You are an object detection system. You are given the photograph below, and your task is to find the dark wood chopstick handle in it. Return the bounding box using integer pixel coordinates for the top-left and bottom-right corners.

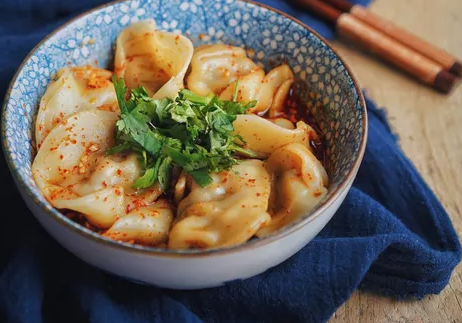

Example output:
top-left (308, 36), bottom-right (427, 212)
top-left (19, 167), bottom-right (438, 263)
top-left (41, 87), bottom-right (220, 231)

top-left (349, 5), bottom-right (462, 76)
top-left (294, 0), bottom-right (341, 24)
top-left (320, 0), bottom-right (353, 12)
top-left (336, 13), bottom-right (457, 93)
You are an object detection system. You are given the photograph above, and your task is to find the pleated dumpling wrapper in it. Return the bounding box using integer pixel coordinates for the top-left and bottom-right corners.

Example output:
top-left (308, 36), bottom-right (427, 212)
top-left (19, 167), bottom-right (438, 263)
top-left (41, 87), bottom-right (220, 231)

top-left (186, 44), bottom-right (261, 96)
top-left (35, 66), bottom-right (118, 149)
top-left (219, 64), bottom-right (294, 115)
top-left (115, 19), bottom-right (193, 99)
top-left (168, 160), bottom-right (271, 249)
top-left (31, 109), bottom-right (172, 245)
top-left (257, 143), bottom-right (328, 237)
top-left (187, 44), bottom-right (294, 115)
top-left (232, 114), bottom-right (318, 158)
top-left (104, 199), bottom-right (174, 246)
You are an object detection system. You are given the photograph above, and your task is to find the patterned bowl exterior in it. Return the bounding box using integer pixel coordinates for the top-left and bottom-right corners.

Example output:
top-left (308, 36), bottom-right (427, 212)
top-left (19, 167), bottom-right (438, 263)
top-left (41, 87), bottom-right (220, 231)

top-left (1, 0), bottom-right (366, 255)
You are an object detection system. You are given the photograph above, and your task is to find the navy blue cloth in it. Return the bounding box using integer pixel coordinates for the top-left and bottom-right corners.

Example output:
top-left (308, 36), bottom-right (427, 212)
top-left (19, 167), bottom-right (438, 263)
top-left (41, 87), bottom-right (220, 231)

top-left (0, 1), bottom-right (460, 323)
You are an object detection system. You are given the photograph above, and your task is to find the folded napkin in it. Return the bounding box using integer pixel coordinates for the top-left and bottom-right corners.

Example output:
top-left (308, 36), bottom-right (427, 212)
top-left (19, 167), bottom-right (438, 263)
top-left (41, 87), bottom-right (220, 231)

top-left (0, 0), bottom-right (460, 322)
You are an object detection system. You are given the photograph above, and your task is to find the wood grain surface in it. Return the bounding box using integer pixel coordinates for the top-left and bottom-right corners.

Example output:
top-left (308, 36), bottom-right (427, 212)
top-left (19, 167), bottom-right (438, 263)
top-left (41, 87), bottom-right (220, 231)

top-left (327, 0), bottom-right (462, 322)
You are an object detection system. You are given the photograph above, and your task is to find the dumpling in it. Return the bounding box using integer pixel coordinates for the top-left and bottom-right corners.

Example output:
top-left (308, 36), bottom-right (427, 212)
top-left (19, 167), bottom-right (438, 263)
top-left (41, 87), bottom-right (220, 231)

top-left (35, 66), bottom-right (118, 149)
top-left (32, 109), bottom-right (167, 230)
top-left (263, 65), bottom-right (294, 117)
top-left (219, 64), bottom-right (294, 115)
top-left (218, 69), bottom-right (264, 106)
top-left (173, 170), bottom-right (188, 204)
top-left (115, 19), bottom-right (193, 99)
top-left (104, 199), bottom-right (174, 246)
top-left (268, 117), bottom-right (295, 129)
top-left (168, 160), bottom-right (271, 249)
top-left (69, 153), bottom-right (140, 196)
top-left (233, 114), bottom-right (318, 157)
top-left (32, 109), bottom-right (121, 227)
top-left (187, 44), bottom-right (294, 115)
top-left (186, 44), bottom-right (262, 96)
top-left (257, 143), bottom-right (328, 237)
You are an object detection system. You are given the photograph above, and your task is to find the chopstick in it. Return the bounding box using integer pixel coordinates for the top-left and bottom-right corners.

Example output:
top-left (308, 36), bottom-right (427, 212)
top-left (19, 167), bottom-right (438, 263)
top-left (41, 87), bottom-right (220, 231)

top-left (291, 0), bottom-right (458, 94)
top-left (322, 0), bottom-right (462, 77)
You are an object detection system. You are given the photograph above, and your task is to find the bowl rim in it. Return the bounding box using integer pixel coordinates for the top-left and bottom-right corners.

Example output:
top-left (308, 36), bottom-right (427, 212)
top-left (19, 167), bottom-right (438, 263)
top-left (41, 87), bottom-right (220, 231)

top-left (1, 0), bottom-right (368, 258)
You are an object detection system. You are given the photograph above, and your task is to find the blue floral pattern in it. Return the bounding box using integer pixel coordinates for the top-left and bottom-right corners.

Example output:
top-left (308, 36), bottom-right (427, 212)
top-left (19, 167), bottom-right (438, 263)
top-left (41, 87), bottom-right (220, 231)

top-left (2, 0), bottom-right (365, 249)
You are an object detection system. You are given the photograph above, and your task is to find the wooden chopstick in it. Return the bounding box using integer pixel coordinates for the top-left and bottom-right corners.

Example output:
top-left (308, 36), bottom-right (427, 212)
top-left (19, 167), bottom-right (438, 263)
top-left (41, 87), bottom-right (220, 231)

top-left (321, 0), bottom-right (462, 77)
top-left (291, 0), bottom-right (458, 94)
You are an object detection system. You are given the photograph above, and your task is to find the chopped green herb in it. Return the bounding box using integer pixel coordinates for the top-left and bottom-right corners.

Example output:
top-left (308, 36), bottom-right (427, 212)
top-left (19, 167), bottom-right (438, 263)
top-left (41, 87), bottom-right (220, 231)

top-left (158, 156), bottom-right (173, 191)
top-left (132, 157), bottom-right (161, 190)
top-left (233, 81), bottom-right (239, 102)
top-left (107, 76), bottom-right (256, 190)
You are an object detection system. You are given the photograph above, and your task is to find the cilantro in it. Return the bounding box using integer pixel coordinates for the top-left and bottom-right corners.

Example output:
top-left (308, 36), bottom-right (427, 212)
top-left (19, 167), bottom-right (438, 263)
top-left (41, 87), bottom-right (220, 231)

top-left (133, 163), bottom-right (158, 190)
top-left (233, 81), bottom-right (239, 102)
top-left (158, 157), bottom-right (173, 191)
top-left (108, 76), bottom-right (256, 191)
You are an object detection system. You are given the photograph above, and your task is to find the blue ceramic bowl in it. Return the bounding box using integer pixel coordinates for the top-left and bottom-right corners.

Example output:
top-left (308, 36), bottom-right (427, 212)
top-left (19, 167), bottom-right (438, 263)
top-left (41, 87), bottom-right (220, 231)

top-left (1, 0), bottom-right (367, 289)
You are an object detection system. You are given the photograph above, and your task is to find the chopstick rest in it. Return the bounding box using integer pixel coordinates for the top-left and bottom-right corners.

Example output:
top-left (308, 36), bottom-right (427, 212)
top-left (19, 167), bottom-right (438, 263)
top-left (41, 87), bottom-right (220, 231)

top-left (322, 0), bottom-right (462, 77)
top-left (292, 0), bottom-right (458, 93)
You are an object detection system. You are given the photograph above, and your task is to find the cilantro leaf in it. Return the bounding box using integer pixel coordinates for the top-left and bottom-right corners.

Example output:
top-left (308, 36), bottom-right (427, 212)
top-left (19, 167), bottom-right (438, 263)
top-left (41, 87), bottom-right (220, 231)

top-left (112, 76), bottom-right (135, 114)
top-left (109, 77), bottom-right (257, 190)
top-left (188, 168), bottom-right (213, 187)
top-left (170, 101), bottom-right (196, 123)
top-left (105, 142), bottom-right (133, 156)
top-left (133, 161), bottom-right (159, 189)
top-left (180, 89), bottom-right (213, 105)
top-left (158, 157), bottom-right (173, 191)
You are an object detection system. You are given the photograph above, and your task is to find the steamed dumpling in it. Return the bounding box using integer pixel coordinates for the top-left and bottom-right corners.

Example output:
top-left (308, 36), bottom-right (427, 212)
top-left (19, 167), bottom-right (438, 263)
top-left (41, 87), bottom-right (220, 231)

top-left (69, 153), bottom-right (140, 196)
top-left (263, 65), bottom-right (294, 116)
top-left (257, 143), bottom-right (328, 237)
top-left (104, 199), bottom-right (174, 246)
top-left (218, 69), bottom-right (264, 107)
top-left (186, 44), bottom-right (262, 96)
top-left (268, 117), bottom-right (296, 129)
top-left (115, 19), bottom-right (193, 99)
top-left (186, 43), bottom-right (294, 115)
top-left (35, 66), bottom-right (118, 148)
top-left (168, 160), bottom-right (271, 249)
top-left (233, 114), bottom-right (318, 157)
top-left (32, 109), bottom-right (121, 227)
top-left (219, 64), bottom-right (294, 114)
top-left (32, 109), bottom-right (168, 231)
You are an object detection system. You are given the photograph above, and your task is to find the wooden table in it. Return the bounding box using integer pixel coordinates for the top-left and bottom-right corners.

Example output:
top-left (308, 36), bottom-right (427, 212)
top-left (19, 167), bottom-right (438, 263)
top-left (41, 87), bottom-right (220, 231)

top-left (327, 0), bottom-right (462, 321)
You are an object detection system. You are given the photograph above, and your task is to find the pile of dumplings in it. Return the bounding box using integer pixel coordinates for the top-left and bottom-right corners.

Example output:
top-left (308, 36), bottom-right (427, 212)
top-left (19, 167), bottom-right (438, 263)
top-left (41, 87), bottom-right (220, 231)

top-left (31, 19), bottom-right (329, 250)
